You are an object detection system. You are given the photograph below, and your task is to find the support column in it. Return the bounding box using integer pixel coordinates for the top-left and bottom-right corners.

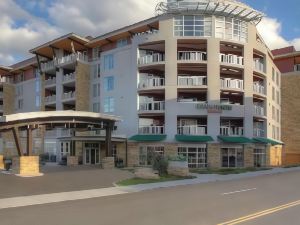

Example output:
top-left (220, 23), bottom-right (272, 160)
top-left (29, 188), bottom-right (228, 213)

top-left (105, 122), bottom-right (113, 157)
top-left (12, 127), bottom-right (22, 156)
top-left (27, 127), bottom-right (33, 156)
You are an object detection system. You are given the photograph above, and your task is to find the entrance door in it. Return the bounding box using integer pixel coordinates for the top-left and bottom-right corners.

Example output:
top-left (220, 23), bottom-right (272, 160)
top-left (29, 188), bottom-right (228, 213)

top-left (84, 143), bottom-right (100, 165)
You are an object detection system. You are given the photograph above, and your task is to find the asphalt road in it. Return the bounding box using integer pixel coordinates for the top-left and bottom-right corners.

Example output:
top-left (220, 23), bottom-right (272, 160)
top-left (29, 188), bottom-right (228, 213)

top-left (1, 170), bottom-right (300, 225)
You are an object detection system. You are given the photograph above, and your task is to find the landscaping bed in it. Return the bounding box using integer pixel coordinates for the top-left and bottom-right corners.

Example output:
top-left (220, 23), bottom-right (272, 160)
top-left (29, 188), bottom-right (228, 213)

top-left (190, 167), bottom-right (272, 175)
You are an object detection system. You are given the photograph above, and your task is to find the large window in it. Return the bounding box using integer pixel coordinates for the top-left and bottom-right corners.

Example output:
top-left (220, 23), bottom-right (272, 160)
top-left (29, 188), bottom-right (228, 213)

top-left (178, 146), bottom-right (207, 168)
top-left (221, 148), bottom-right (244, 168)
top-left (117, 38), bottom-right (128, 48)
top-left (254, 149), bottom-right (266, 167)
top-left (104, 76), bottom-right (114, 91)
top-left (103, 54), bottom-right (114, 71)
top-left (104, 97), bottom-right (115, 113)
top-left (174, 15), bottom-right (212, 37)
top-left (92, 102), bottom-right (100, 113)
top-left (215, 17), bottom-right (248, 42)
top-left (93, 83), bottom-right (100, 98)
top-left (139, 146), bottom-right (164, 166)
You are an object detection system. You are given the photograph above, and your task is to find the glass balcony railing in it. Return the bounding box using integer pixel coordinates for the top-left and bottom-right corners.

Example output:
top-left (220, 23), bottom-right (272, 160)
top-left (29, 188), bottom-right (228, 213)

top-left (63, 73), bottom-right (75, 83)
top-left (178, 76), bottom-right (207, 86)
top-left (253, 83), bottom-right (265, 95)
top-left (177, 51), bottom-right (207, 61)
top-left (254, 105), bottom-right (265, 116)
top-left (220, 78), bottom-right (244, 90)
top-left (62, 91), bottom-right (76, 100)
top-left (139, 101), bottom-right (165, 112)
top-left (45, 77), bottom-right (56, 86)
top-left (177, 125), bottom-right (207, 135)
top-left (45, 95), bottom-right (56, 103)
top-left (220, 126), bottom-right (244, 136)
top-left (253, 128), bottom-right (265, 137)
top-left (138, 77), bottom-right (165, 89)
top-left (253, 59), bottom-right (265, 73)
top-left (138, 53), bottom-right (165, 65)
top-left (139, 126), bottom-right (165, 135)
top-left (220, 54), bottom-right (244, 66)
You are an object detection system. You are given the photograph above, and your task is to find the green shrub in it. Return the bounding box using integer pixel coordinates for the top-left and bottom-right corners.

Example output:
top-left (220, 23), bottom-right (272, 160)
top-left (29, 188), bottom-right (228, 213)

top-left (168, 155), bottom-right (187, 162)
top-left (152, 154), bottom-right (168, 176)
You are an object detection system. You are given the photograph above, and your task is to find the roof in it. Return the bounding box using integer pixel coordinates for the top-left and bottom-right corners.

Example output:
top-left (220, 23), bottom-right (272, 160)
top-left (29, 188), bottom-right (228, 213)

top-left (129, 134), bottom-right (167, 142)
top-left (175, 135), bottom-right (214, 142)
top-left (30, 33), bottom-right (90, 59)
top-left (87, 16), bottom-right (160, 48)
top-left (218, 136), bottom-right (253, 143)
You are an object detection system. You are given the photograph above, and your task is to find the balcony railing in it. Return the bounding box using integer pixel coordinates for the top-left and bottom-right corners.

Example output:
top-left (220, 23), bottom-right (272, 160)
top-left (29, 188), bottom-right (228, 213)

top-left (139, 126), bottom-right (165, 135)
top-left (138, 53), bottom-right (165, 65)
top-left (41, 52), bottom-right (88, 72)
top-left (62, 91), bottom-right (76, 100)
top-left (139, 101), bottom-right (165, 111)
top-left (220, 126), bottom-right (244, 136)
top-left (253, 59), bottom-right (265, 73)
top-left (63, 73), bottom-right (75, 83)
top-left (220, 54), bottom-right (244, 66)
top-left (220, 78), bottom-right (244, 90)
top-left (178, 125), bottom-right (207, 135)
top-left (254, 105), bottom-right (265, 116)
top-left (45, 95), bottom-right (56, 103)
top-left (178, 76), bottom-right (207, 86)
top-left (0, 76), bottom-right (13, 83)
top-left (253, 83), bottom-right (265, 95)
top-left (177, 51), bottom-right (207, 61)
top-left (139, 77), bottom-right (165, 89)
top-left (253, 128), bottom-right (265, 137)
top-left (295, 64), bottom-right (300, 72)
top-left (45, 77), bottom-right (56, 86)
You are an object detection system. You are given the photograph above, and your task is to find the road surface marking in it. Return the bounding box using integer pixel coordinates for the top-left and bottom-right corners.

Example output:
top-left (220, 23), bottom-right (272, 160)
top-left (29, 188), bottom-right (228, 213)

top-left (218, 199), bottom-right (300, 225)
top-left (222, 188), bottom-right (257, 195)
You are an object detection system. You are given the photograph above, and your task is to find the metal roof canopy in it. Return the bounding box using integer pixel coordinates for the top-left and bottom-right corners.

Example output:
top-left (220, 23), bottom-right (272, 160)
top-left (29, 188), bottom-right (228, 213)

top-left (156, 0), bottom-right (265, 24)
top-left (0, 111), bottom-right (121, 157)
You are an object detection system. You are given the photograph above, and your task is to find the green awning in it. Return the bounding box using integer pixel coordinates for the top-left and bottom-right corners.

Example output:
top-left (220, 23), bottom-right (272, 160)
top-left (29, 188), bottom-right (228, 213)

top-left (218, 136), bottom-right (253, 143)
top-left (129, 135), bottom-right (167, 142)
top-left (253, 137), bottom-right (283, 145)
top-left (175, 135), bottom-right (214, 142)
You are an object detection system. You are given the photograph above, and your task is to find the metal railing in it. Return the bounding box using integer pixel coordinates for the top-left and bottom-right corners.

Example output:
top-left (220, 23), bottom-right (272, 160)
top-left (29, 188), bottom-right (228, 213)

top-left (45, 77), bottom-right (56, 86)
top-left (220, 78), bottom-right (244, 90)
top-left (253, 128), bottom-right (265, 137)
top-left (138, 126), bottom-right (165, 134)
top-left (178, 51), bottom-right (207, 61)
top-left (220, 126), bottom-right (244, 136)
top-left (253, 83), bottom-right (265, 95)
top-left (254, 105), bottom-right (265, 116)
top-left (177, 125), bottom-right (207, 135)
top-left (0, 76), bottom-right (13, 83)
top-left (138, 53), bottom-right (165, 65)
top-left (62, 91), bottom-right (76, 100)
top-left (178, 76), bottom-right (207, 86)
top-left (139, 101), bottom-right (165, 111)
top-left (253, 59), bottom-right (265, 73)
top-left (45, 95), bottom-right (56, 103)
top-left (139, 77), bottom-right (165, 89)
top-left (63, 73), bottom-right (75, 83)
top-left (220, 54), bottom-right (244, 66)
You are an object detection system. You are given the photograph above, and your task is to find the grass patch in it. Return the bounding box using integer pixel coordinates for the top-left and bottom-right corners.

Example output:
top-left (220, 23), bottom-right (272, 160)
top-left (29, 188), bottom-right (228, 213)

top-left (116, 175), bottom-right (196, 186)
top-left (190, 167), bottom-right (272, 175)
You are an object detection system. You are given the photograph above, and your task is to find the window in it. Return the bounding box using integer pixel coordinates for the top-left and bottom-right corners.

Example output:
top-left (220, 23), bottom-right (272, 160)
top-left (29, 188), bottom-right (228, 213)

top-left (221, 148), bottom-right (244, 168)
top-left (92, 102), bottom-right (100, 113)
top-left (103, 54), bottom-right (114, 71)
top-left (272, 106), bottom-right (275, 120)
top-left (276, 127), bottom-right (280, 140)
top-left (276, 72), bottom-right (280, 85)
top-left (272, 125), bottom-right (276, 139)
top-left (215, 16), bottom-right (248, 42)
top-left (35, 96), bottom-right (40, 108)
top-left (16, 85), bottom-right (23, 96)
top-left (104, 76), bottom-right (114, 91)
top-left (276, 109), bottom-right (280, 123)
top-left (276, 91), bottom-right (280, 104)
top-left (174, 15), bottom-right (212, 37)
top-left (92, 47), bottom-right (101, 61)
top-left (17, 99), bottom-right (23, 110)
top-left (272, 68), bottom-right (275, 81)
top-left (93, 83), bottom-right (100, 97)
top-left (254, 149), bottom-right (266, 167)
top-left (178, 146), bottom-right (207, 168)
top-left (272, 87), bottom-right (275, 101)
top-left (93, 64), bottom-right (101, 79)
top-left (139, 146), bottom-right (164, 166)
top-left (104, 97), bottom-right (115, 113)
top-left (35, 77), bottom-right (41, 109)
top-left (117, 39), bottom-right (128, 48)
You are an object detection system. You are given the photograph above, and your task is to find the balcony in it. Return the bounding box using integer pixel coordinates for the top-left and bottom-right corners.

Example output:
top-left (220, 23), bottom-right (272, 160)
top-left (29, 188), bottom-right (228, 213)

top-left (220, 126), bottom-right (244, 136)
top-left (63, 73), bottom-right (75, 83)
top-left (139, 101), bottom-right (165, 112)
top-left (253, 83), bottom-right (265, 95)
top-left (254, 105), bottom-right (265, 117)
top-left (253, 59), bottom-right (265, 73)
top-left (0, 76), bottom-right (13, 84)
top-left (62, 91), bottom-right (76, 100)
top-left (178, 125), bottom-right (206, 135)
top-left (45, 77), bottom-right (56, 87)
top-left (253, 128), bottom-right (265, 137)
top-left (178, 76), bottom-right (207, 86)
top-left (45, 95), bottom-right (56, 103)
top-left (220, 54), bottom-right (244, 66)
top-left (220, 78), bottom-right (244, 91)
top-left (138, 53), bottom-right (165, 65)
top-left (138, 77), bottom-right (165, 89)
top-left (177, 51), bottom-right (207, 62)
top-left (139, 126), bottom-right (164, 135)
top-left (295, 64), bottom-right (300, 72)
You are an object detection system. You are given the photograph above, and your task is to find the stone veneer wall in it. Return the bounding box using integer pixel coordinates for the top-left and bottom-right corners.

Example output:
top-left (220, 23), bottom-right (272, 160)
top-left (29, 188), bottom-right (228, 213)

top-left (75, 62), bottom-right (90, 111)
top-left (0, 155), bottom-right (4, 169)
top-left (270, 145), bottom-right (283, 167)
top-left (244, 144), bottom-right (254, 167)
top-left (207, 143), bottom-right (221, 168)
top-left (12, 156), bottom-right (40, 175)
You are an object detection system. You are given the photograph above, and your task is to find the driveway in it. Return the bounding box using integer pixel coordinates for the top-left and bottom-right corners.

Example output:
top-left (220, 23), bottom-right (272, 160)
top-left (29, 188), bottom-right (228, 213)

top-left (0, 164), bottom-right (133, 198)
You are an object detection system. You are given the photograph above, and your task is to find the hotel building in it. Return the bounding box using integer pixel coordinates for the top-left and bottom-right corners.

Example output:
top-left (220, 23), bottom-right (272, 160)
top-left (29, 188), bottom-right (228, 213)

top-left (0, 0), bottom-right (283, 168)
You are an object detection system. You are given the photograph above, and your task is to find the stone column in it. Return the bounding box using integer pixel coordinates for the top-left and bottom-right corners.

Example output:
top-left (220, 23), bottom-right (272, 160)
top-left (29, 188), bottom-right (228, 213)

top-left (244, 144), bottom-right (254, 167)
top-left (207, 143), bottom-right (221, 168)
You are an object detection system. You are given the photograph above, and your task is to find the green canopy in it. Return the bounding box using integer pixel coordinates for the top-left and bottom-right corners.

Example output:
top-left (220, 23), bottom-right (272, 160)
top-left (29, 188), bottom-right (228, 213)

top-left (175, 135), bottom-right (214, 143)
top-left (129, 135), bottom-right (167, 142)
top-left (218, 136), bottom-right (253, 143)
top-left (253, 137), bottom-right (283, 146)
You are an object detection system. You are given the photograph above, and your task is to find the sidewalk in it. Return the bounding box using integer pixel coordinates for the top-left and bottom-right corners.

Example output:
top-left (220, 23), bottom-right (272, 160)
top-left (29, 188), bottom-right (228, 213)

top-left (0, 167), bottom-right (299, 210)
